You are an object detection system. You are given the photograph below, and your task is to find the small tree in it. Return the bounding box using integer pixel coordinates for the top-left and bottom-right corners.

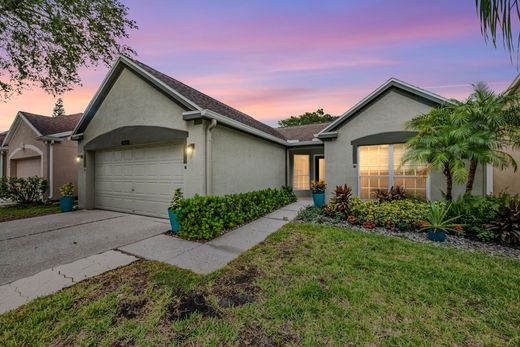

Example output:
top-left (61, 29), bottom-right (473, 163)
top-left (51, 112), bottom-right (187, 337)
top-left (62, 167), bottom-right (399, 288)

top-left (52, 98), bottom-right (65, 117)
top-left (278, 108), bottom-right (338, 127)
top-left (402, 105), bottom-right (468, 200)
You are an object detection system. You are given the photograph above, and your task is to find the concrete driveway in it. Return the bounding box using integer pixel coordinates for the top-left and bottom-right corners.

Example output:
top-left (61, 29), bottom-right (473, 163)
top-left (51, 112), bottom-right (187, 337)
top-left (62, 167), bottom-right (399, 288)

top-left (0, 210), bottom-right (170, 285)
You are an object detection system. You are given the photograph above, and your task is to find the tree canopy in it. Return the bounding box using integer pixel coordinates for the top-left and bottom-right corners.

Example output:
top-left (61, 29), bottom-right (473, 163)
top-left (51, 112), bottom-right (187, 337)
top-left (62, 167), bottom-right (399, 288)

top-left (0, 0), bottom-right (137, 101)
top-left (278, 108), bottom-right (338, 127)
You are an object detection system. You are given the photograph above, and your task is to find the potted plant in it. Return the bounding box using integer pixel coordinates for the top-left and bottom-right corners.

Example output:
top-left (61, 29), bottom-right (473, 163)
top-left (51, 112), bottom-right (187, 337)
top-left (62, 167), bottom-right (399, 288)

top-left (419, 203), bottom-right (460, 242)
top-left (310, 180), bottom-right (326, 208)
top-left (168, 188), bottom-right (183, 233)
top-left (59, 182), bottom-right (75, 213)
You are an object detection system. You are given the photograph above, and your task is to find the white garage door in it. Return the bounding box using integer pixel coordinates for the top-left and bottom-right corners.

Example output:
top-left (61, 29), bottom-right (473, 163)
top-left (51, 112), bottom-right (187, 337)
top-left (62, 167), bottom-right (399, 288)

top-left (95, 143), bottom-right (184, 218)
top-left (15, 157), bottom-right (41, 178)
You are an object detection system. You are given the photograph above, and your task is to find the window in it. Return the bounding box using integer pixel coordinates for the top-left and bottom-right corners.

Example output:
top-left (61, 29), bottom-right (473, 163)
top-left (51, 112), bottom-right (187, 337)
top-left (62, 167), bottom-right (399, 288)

top-left (293, 155), bottom-right (310, 190)
top-left (358, 144), bottom-right (428, 199)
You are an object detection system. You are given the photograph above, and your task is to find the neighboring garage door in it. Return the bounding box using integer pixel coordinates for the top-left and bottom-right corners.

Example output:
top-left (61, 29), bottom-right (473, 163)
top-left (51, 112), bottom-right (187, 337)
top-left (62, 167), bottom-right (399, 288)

top-left (94, 143), bottom-right (184, 218)
top-left (15, 157), bottom-right (41, 178)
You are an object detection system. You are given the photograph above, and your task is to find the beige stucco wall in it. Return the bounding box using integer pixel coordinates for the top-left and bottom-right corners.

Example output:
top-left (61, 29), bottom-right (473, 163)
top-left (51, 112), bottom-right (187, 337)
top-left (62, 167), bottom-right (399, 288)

top-left (51, 139), bottom-right (79, 199)
top-left (6, 120), bottom-right (47, 179)
top-left (77, 67), bottom-right (206, 209)
top-left (324, 89), bottom-right (485, 200)
top-left (211, 124), bottom-right (286, 195)
top-left (493, 146), bottom-right (520, 195)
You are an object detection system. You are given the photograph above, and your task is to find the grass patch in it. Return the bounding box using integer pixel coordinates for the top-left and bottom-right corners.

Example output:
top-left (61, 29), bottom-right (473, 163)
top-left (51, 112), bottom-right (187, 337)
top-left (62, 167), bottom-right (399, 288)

top-left (0, 203), bottom-right (61, 222)
top-left (1, 223), bottom-right (519, 345)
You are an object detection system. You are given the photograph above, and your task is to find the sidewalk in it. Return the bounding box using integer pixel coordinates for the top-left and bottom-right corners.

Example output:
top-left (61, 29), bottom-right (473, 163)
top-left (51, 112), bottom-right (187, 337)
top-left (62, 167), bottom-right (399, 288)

top-left (0, 199), bottom-right (310, 314)
top-left (120, 199), bottom-right (311, 273)
top-left (0, 250), bottom-right (136, 314)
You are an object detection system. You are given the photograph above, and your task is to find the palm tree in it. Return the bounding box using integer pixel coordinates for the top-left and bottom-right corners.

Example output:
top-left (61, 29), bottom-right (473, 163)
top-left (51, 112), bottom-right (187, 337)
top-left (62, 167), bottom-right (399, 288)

top-left (456, 82), bottom-right (520, 193)
top-left (476, 0), bottom-right (520, 56)
top-left (402, 105), bottom-right (468, 200)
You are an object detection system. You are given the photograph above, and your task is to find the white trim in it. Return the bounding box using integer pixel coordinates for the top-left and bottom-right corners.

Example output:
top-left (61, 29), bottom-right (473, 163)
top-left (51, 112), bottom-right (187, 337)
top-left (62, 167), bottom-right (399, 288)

top-left (2, 112), bottom-right (43, 146)
top-left (46, 131), bottom-right (72, 138)
top-left (486, 163), bottom-right (493, 195)
top-left (318, 78), bottom-right (452, 134)
top-left (7, 144), bottom-right (44, 177)
top-left (203, 109), bottom-right (288, 146)
top-left (72, 56), bottom-right (201, 136)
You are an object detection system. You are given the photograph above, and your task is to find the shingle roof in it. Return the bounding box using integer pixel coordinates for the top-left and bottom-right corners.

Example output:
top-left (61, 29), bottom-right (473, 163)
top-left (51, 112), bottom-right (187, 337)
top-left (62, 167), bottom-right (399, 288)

top-left (276, 122), bottom-right (331, 141)
top-left (20, 112), bottom-right (83, 136)
top-left (130, 59), bottom-right (286, 140)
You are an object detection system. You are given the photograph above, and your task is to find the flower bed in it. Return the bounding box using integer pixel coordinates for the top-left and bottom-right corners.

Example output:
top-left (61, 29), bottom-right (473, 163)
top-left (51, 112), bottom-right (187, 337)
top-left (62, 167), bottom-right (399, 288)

top-left (301, 184), bottom-right (520, 247)
top-left (178, 187), bottom-right (297, 240)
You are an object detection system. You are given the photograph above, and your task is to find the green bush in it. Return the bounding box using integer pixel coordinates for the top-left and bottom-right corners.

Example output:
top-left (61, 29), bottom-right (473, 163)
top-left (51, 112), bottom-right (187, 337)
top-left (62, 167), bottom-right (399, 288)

top-left (178, 187), bottom-right (297, 240)
top-left (0, 176), bottom-right (48, 204)
top-left (350, 198), bottom-right (430, 231)
top-left (447, 195), bottom-right (500, 241)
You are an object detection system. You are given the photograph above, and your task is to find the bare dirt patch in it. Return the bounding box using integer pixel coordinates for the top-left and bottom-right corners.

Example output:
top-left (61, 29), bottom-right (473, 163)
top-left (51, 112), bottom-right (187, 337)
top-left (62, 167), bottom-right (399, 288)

top-left (213, 264), bottom-right (262, 308)
top-left (118, 298), bottom-right (147, 319)
top-left (167, 291), bottom-right (220, 321)
top-left (239, 323), bottom-right (300, 347)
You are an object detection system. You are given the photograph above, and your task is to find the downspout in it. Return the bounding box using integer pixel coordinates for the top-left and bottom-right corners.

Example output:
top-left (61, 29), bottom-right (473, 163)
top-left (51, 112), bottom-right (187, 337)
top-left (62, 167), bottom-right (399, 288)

top-left (48, 141), bottom-right (54, 200)
top-left (0, 149), bottom-right (3, 177)
top-left (205, 119), bottom-right (217, 195)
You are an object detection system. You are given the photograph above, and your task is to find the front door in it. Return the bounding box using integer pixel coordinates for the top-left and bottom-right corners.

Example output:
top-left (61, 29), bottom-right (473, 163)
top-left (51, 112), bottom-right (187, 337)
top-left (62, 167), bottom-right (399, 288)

top-left (314, 156), bottom-right (325, 181)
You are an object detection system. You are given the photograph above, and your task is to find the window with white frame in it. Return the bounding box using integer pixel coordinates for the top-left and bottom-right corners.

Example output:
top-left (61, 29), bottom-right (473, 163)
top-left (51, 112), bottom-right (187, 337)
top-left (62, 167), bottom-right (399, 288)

top-left (358, 144), bottom-right (428, 199)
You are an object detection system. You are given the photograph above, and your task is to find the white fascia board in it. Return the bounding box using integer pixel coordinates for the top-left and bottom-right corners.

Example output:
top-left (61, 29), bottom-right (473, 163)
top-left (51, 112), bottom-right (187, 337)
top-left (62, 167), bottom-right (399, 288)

top-left (318, 78), bottom-right (452, 134)
top-left (72, 56), bottom-right (202, 137)
top-left (46, 131), bottom-right (72, 138)
top-left (199, 109), bottom-right (288, 146)
top-left (287, 140), bottom-right (323, 147)
top-left (2, 112), bottom-right (43, 146)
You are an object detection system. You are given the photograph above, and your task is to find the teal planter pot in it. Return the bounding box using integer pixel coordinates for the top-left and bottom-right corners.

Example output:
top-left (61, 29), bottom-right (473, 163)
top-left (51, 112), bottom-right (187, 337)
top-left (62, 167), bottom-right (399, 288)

top-left (59, 196), bottom-right (75, 213)
top-left (427, 229), bottom-right (446, 242)
top-left (168, 208), bottom-right (181, 233)
top-left (312, 192), bottom-right (325, 208)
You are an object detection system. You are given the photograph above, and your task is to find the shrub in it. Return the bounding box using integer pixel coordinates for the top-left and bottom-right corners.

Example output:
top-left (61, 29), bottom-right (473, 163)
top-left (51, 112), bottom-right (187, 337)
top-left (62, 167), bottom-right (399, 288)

top-left (178, 187), bottom-right (297, 240)
top-left (486, 194), bottom-right (520, 245)
top-left (0, 176), bottom-right (48, 204)
top-left (297, 206), bottom-right (326, 222)
top-left (327, 185), bottom-right (353, 216)
top-left (447, 194), bottom-right (500, 241)
top-left (59, 182), bottom-right (74, 197)
top-left (350, 198), bottom-right (430, 231)
top-left (372, 185), bottom-right (406, 203)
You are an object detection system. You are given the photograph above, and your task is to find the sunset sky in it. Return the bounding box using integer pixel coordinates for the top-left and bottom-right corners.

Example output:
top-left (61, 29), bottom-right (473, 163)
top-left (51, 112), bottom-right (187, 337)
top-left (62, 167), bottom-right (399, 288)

top-left (0, 0), bottom-right (518, 130)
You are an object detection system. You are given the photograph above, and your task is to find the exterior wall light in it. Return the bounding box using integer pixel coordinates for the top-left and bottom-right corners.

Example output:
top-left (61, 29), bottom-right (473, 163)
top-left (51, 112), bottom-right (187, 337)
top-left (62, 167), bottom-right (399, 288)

top-left (76, 154), bottom-right (84, 162)
top-left (186, 143), bottom-right (195, 155)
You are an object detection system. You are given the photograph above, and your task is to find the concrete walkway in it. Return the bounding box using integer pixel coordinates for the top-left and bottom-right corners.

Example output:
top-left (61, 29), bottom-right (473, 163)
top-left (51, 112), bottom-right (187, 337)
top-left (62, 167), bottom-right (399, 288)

top-left (120, 199), bottom-right (311, 273)
top-left (0, 199), bottom-right (310, 314)
top-left (0, 250), bottom-right (136, 314)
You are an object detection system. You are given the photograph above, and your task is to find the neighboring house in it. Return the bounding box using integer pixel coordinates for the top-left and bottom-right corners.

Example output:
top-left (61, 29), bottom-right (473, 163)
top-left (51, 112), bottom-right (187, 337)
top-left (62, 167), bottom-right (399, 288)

top-left (71, 57), bottom-right (491, 219)
top-left (1, 112), bottom-right (82, 199)
top-left (493, 74), bottom-right (520, 195)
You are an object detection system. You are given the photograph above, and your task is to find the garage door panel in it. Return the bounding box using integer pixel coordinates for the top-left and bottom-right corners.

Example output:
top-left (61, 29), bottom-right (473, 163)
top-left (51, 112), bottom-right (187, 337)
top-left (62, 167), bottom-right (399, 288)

top-left (15, 157), bottom-right (41, 178)
top-left (94, 143), bottom-right (184, 218)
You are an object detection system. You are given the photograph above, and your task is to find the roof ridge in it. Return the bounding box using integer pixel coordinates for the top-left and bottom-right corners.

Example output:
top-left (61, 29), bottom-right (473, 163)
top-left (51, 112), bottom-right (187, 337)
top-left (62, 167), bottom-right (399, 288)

top-left (277, 122), bottom-right (332, 129)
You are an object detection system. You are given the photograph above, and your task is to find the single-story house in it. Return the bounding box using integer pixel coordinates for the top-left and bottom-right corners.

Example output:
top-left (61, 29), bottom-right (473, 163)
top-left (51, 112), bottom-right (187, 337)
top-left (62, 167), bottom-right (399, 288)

top-left (71, 56), bottom-right (495, 218)
top-left (1, 112), bottom-right (82, 199)
top-left (493, 74), bottom-right (520, 195)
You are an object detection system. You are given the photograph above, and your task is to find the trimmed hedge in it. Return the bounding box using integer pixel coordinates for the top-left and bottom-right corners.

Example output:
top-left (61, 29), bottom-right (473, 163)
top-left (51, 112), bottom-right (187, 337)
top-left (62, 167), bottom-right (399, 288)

top-left (178, 187), bottom-right (297, 240)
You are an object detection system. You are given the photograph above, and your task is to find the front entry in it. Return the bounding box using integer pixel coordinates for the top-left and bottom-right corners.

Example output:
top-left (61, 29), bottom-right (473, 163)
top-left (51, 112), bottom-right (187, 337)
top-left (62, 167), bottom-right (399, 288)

top-left (94, 143), bottom-right (184, 218)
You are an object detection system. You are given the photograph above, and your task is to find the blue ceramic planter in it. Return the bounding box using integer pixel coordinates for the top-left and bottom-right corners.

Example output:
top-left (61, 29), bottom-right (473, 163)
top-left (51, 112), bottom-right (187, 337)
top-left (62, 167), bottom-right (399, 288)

top-left (168, 208), bottom-right (181, 233)
top-left (312, 192), bottom-right (325, 208)
top-left (427, 229), bottom-right (446, 242)
top-left (59, 196), bottom-right (75, 213)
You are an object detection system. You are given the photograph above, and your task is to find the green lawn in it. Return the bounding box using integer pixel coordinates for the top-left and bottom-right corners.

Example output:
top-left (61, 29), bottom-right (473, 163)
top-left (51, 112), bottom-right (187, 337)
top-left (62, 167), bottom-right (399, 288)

top-left (0, 203), bottom-right (61, 222)
top-left (1, 223), bottom-right (519, 346)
